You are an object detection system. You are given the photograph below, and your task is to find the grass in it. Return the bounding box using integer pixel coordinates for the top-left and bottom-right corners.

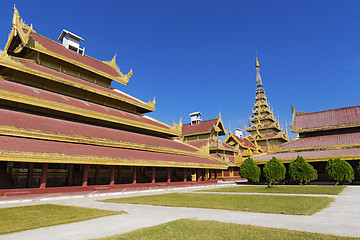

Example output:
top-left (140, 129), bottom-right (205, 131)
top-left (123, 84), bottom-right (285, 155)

top-left (0, 204), bottom-right (125, 235)
top-left (94, 218), bottom-right (359, 240)
top-left (101, 193), bottom-right (334, 215)
top-left (199, 185), bottom-right (346, 195)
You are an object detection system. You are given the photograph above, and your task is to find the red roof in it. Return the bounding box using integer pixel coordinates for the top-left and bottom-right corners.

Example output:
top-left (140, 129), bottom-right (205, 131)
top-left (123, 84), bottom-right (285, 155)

top-left (0, 108), bottom-right (196, 153)
top-left (182, 119), bottom-right (218, 135)
top-left (253, 148), bottom-right (360, 161)
top-left (280, 132), bottom-right (360, 149)
top-left (186, 139), bottom-right (236, 151)
top-left (29, 32), bottom-right (121, 78)
top-left (293, 105), bottom-right (360, 131)
top-left (0, 80), bottom-right (169, 130)
top-left (0, 135), bottom-right (223, 166)
top-left (186, 139), bottom-right (209, 149)
top-left (19, 61), bottom-right (143, 104)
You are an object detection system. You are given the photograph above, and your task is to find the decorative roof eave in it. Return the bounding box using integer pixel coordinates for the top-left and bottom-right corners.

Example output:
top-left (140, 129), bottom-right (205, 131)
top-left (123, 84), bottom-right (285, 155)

top-left (0, 151), bottom-right (227, 169)
top-left (0, 54), bottom-right (155, 113)
top-left (5, 7), bottom-right (132, 86)
top-left (0, 88), bottom-right (181, 137)
top-left (268, 142), bottom-right (360, 155)
top-left (0, 125), bottom-right (208, 159)
top-left (290, 122), bottom-right (360, 134)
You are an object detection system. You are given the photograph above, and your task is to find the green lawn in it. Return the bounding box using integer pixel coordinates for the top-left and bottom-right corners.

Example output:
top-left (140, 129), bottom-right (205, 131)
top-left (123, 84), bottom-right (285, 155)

top-left (101, 193), bottom-right (334, 215)
top-left (199, 185), bottom-right (346, 195)
top-left (95, 219), bottom-right (358, 240)
top-left (0, 204), bottom-right (125, 235)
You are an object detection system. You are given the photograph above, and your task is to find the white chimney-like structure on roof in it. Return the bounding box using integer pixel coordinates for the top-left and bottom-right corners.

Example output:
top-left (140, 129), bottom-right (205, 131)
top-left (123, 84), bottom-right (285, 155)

top-left (190, 112), bottom-right (202, 125)
top-left (58, 29), bottom-right (85, 55)
top-left (234, 128), bottom-right (244, 138)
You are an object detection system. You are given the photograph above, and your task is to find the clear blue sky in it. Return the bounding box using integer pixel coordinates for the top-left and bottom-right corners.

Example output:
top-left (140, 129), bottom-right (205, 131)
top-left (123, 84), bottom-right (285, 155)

top-left (1, 1), bottom-right (359, 139)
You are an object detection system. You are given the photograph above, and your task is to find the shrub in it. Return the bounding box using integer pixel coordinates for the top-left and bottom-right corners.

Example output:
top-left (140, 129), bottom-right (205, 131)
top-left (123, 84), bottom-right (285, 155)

top-left (263, 157), bottom-right (286, 186)
top-left (288, 156), bottom-right (318, 184)
top-left (357, 162), bottom-right (360, 178)
top-left (325, 158), bottom-right (355, 185)
top-left (239, 157), bottom-right (261, 183)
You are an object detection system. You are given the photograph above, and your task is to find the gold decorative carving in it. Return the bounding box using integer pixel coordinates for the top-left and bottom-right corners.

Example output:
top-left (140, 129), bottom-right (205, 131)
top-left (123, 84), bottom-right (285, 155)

top-left (147, 97), bottom-right (156, 109)
top-left (170, 117), bottom-right (182, 134)
top-left (102, 54), bottom-right (133, 85)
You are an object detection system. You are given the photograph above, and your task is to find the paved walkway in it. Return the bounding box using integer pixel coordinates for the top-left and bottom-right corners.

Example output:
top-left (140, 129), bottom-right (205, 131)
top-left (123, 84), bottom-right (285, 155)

top-left (0, 184), bottom-right (359, 239)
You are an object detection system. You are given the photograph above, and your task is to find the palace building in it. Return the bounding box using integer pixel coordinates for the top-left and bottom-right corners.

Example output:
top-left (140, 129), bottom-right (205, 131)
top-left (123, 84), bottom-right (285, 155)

top-left (245, 58), bottom-right (288, 147)
top-left (181, 112), bottom-right (243, 179)
top-left (0, 7), bottom-right (227, 190)
top-left (253, 105), bottom-right (360, 177)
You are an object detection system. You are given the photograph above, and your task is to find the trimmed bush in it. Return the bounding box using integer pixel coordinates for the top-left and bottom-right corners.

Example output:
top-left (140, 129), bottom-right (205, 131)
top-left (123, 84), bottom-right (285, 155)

top-left (239, 157), bottom-right (261, 183)
top-left (263, 157), bottom-right (286, 186)
top-left (357, 162), bottom-right (360, 178)
top-left (288, 156), bottom-right (318, 185)
top-left (325, 158), bottom-right (354, 185)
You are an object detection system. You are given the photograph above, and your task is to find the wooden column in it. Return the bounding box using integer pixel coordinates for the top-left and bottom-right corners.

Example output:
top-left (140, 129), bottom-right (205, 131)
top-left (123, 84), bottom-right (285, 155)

top-left (82, 164), bottom-right (89, 187)
top-left (167, 167), bottom-right (171, 183)
top-left (110, 166), bottom-right (115, 185)
top-left (197, 169), bottom-right (201, 181)
top-left (117, 166), bottom-right (121, 184)
top-left (132, 167), bottom-right (137, 184)
top-left (151, 167), bottom-right (156, 183)
top-left (40, 163), bottom-right (48, 188)
top-left (26, 162), bottom-right (34, 188)
top-left (183, 168), bottom-right (187, 182)
top-left (67, 164), bottom-right (73, 186)
top-left (95, 165), bottom-right (100, 185)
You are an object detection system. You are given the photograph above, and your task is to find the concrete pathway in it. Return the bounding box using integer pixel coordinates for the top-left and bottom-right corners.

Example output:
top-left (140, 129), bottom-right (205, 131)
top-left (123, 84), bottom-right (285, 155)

top-left (0, 184), bottom-right (359, 240)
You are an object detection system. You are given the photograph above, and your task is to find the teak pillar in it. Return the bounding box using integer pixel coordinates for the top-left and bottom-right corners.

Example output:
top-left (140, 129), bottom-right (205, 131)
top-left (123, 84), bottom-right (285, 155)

top-left (82, 164), bottom-right (89, 187)
top-left (67, 164), bottom-right (73, 186)
top-left (151, 167), bottom-right (156, 183)
top-left (183, 168), bottom-right (187, 182)
top-left (117, 166), bottom-right (121, 184)
top-left (110, 166), bottom-right (115, 185)
top-left (95, 165), bottom-right (100, 185)
top-left (26, 162), bottom-right (34, 188)
top-left (132, 167), bottom-right (137, 184)
top-left (40, 163), bottom-right (48, 188)
top-left (167, 167), bottom-right (171, 183)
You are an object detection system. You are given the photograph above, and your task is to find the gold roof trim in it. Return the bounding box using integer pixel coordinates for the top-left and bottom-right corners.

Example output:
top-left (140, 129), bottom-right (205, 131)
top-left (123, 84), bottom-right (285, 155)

top-left (0, 151), bottom-right (227, 169)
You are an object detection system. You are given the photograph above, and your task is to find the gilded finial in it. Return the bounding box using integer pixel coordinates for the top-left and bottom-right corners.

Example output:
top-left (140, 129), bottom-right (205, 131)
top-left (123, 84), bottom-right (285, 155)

top-left (13, 4), bottom-right (20, 27)
top-left (255, 51), bottom-right (259, 68)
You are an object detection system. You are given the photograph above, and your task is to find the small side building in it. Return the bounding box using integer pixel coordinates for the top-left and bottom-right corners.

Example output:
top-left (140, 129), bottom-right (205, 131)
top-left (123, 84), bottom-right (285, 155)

top-left (181, 112), bottom-right (243, 180)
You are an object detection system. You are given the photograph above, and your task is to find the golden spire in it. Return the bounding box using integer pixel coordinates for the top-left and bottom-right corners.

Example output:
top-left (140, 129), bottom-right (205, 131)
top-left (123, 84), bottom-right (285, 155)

top-left (255, 57), bottom-right (259, 68)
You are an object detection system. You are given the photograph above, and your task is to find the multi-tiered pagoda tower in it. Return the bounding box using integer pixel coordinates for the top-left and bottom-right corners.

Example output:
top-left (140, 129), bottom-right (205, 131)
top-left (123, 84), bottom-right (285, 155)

top-left (245, 57), bottom-right (288, 147)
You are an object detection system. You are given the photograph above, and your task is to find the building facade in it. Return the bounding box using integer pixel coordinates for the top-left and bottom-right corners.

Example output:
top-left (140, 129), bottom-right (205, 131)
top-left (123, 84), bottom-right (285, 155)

top-left (0, 7), bottom-right (226, 190)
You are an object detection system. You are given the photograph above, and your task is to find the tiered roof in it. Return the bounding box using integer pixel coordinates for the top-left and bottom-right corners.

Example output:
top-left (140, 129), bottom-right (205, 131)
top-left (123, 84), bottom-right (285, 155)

top-left (0, 7), bottom-right (226, 170)
top-left (245, 57), bottom-right (288, 146)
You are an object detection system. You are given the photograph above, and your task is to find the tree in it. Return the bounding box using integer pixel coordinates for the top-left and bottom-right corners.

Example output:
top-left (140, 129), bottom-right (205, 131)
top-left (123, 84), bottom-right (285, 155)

top-left (263, 157), bottom-right (286, 186)
top-left (239, 157), bottom-right (261, 183)
top-left (288, 156), bottom-right (318, 184)
top-left (325, 158), bottom-right (355, 185)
